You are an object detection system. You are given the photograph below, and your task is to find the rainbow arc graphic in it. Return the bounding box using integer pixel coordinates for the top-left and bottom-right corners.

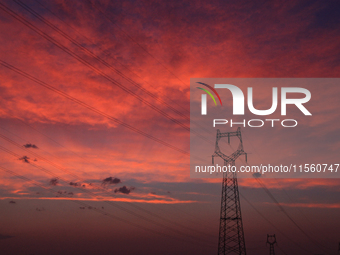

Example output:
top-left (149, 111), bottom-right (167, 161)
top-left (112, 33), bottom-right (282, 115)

top-left (196, 82), bottom-right (222, 106)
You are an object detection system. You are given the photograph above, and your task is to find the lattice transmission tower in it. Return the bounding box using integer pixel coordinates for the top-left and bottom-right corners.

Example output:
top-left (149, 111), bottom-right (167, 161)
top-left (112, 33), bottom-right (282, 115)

top-left (212, 127), bottom-right (247, 255)
top-left (267, 234), bottom-right (277, 255)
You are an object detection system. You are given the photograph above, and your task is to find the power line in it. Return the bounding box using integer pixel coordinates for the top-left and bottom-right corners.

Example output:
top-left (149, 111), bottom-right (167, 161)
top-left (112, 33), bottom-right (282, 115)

top-left (33, 0), bottom-right (94, 45)
top-left (0, 1), bottom-right (330, 251)
top-left (236, 134), bottom-right (332, 255)
top-left (240, 192), bottom-right (314, 254)
top-left (281, 188), bottom-right (322, 233)
top-left (0, 1), bottom-right (192, 137)
top-left (0, 1), bottom-right (212, 146)
top-left (0, 165), bottom-right (214, 248)
top-left (31, 0), bottom-right (217, 147)
top-left (5, 118), bottom-right (216, 232)
top-left (237, 154), bottom-right (332, 255)
top-left (0, 131), bottom-right (216, 241)
top-left (229, 128), bottom-right (333, 255)
top-left (0, 122), bottom-right (102, 180)
top-left (228, 134), bottom-right (327, 254)
top-left (254, 177), bottom-right (331, 255)
top-left (277, 244), bottom-right (289, 255)
top-left (14, 0), bottom-right (192, 124)
top-left (33, 0), bottom-right (191, 116)
top-left (0, 143), bottom-right (215, 247)
top-left (0, 59), bottom-right (188, 156)
top-left (84, 0), bottom-right (188, 87)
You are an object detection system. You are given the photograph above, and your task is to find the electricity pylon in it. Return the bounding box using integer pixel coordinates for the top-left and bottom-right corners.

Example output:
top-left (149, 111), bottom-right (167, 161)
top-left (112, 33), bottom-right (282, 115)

top-left (267, 234), bottom-right (277, 255)
top-left (212, 127), bottom-right (247, 255)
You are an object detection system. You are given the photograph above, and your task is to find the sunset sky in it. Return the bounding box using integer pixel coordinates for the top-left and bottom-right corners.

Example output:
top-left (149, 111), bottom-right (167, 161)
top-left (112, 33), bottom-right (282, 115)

top-left (0, 0), bottom-right (339, 254)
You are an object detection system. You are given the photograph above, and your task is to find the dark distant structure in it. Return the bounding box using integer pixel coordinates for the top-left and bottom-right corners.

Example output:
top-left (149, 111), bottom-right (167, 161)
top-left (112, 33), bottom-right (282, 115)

top-left (267, 234), bottom-right (277, 255)
top-left (212, 127), bottom-right (247, 255)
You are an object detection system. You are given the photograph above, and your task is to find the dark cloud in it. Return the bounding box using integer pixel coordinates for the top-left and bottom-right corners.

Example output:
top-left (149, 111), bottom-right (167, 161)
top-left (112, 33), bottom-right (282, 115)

top-left (69, 182), bottom-right (79, 187)
top-left (9, 200), bottom-right (16, 204)
top-left (252, 173), bottom-right (262, 178)
top-left (23, 143), bottom-right (38, 149)
top-left (19, 156), bottom-right (30, 163)
top-left (0, 234), bottom-right (14, 240)
top-left (114, 186), bottom-right (135, 194)
top-left (102, 177), bottom-right (121, 186)
top-left (79, 206), bottom-right (97, 210)
top-left (49, 178), bottom-right (59, 186)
